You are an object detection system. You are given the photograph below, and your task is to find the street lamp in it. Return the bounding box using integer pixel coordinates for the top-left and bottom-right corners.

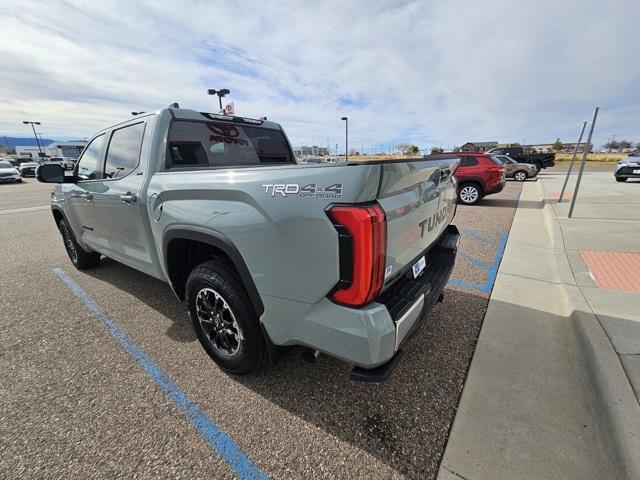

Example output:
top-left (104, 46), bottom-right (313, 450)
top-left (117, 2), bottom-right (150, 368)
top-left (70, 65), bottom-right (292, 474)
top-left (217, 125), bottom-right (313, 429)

top-left (341, 117), bottom-right (348, 161)
top-left (23, 120), bottom-right (43, 154)
top-left (208, 89), bottom-right (231, 112)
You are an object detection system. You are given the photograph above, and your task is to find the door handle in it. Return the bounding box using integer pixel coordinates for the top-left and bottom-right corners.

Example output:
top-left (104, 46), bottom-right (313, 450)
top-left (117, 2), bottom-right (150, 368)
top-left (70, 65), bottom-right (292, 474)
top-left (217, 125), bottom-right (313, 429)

top-left (72, 192), bottom-right (92, 200)
top-left (119, 192), bottom-right (137, 204)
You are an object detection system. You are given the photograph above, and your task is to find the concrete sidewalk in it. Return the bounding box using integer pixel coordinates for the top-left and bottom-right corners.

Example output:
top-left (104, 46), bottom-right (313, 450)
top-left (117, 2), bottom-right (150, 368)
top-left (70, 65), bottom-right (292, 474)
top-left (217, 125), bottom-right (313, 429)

top-left (438, 172), bottom-right (640, 480)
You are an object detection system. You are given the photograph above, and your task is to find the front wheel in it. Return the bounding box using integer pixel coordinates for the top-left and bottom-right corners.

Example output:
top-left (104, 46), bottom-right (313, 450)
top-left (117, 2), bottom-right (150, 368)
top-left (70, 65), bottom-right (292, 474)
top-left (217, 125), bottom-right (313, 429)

top-left (458, 184), bottom-right (482, 205)
top-left (58, 218), bottom-right (101, 270)
top-left (513, 170), bottom-right (528, 182)
top-left (186, 259), bottom-right (266, 375)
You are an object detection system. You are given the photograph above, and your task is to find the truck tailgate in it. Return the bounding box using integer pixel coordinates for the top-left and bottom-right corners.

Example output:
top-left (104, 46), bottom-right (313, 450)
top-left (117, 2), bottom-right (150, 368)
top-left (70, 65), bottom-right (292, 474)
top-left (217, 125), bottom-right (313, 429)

top-left (376, 159), bottom-right (458, 291)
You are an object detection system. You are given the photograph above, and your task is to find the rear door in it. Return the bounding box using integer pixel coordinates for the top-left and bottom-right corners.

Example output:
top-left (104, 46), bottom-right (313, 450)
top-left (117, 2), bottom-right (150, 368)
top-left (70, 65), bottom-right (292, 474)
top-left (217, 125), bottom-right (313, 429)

top-left (89, 121), bottom-right (158, 276)
top-left (376, 159), bottom-right (457, 288)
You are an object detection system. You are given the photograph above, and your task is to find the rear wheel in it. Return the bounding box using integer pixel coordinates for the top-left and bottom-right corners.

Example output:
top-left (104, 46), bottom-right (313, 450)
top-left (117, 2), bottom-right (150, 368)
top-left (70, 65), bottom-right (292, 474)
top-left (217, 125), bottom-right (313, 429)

top-left (58, 218), bottom-right (101, 269)
top-left (513, 170), bottom-right (528, 182)
top-left (458, 184), bottom-right (482, 205)
top-left (616, 177), bottom-right (627, 182)
top-left (186, 259), bottom-right (266, 375)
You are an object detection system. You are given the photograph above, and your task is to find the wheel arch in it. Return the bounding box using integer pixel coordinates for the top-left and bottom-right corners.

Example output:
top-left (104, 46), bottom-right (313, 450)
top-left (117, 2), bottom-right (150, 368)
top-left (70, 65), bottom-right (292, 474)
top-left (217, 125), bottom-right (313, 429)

top-left (457, 178), bottom-right (484, 194)
top-left (162, 226), bottom-right (264, 316)
top-left (51, 205), bottom-right (65, 228)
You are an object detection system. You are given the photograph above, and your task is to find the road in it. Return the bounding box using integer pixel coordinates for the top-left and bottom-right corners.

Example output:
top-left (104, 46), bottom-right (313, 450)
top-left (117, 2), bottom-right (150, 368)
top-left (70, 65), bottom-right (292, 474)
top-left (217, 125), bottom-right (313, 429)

top-left (0, 176), bottom-right (522, 479)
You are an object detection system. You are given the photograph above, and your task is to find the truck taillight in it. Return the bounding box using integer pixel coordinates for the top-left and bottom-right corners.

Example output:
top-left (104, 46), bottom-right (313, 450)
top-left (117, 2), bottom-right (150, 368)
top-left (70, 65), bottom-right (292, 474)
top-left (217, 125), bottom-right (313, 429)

top-left (327, 203), bottom-right (386, 307)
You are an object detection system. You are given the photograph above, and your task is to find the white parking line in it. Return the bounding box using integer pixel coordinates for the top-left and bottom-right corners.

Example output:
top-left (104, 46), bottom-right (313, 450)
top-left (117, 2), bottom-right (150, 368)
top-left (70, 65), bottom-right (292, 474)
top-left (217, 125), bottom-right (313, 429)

top-left (0, 205), bottom-right (49, 215)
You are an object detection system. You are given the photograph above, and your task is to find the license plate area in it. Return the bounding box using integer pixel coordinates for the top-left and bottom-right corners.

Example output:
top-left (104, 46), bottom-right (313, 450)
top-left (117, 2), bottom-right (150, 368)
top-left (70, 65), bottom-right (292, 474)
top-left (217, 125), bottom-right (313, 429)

top-left (412, 256), bottom-right (426, 278)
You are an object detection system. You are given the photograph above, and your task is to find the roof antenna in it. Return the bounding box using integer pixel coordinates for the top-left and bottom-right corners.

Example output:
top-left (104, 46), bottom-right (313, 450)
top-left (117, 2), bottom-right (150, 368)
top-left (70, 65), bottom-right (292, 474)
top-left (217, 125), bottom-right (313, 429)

top-left (169, 102), bottom-right (180, 108)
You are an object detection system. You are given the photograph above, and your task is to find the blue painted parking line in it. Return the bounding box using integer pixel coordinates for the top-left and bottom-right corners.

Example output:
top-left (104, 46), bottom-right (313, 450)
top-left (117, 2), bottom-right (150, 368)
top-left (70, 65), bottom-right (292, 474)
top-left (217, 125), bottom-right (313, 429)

top-left (53, 268), bottom-right (268, 480)
top-left (448, 229), bottom-right (509, 294)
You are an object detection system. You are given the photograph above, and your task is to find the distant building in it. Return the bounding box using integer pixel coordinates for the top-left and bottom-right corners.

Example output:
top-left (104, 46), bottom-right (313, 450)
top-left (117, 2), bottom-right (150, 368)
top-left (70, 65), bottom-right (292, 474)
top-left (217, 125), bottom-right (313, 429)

top-left (294, 145), bottom-right (330, 157)
top-left (16, 140), bottom-right (87, 159)
top-left (459, 141), bottom-right (498, 152)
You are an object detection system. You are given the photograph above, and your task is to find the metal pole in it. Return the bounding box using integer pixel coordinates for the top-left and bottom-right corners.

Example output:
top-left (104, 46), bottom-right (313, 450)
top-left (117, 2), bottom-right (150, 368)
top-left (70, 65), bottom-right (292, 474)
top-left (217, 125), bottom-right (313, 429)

top-left (569, 107), bottom-right (599, 218)
top-left (345, 119), bottom-right (348, 162)
top-left (29, 123), bottom-right (43, 154)
top-left (559, 121), bottom-right (587, 202)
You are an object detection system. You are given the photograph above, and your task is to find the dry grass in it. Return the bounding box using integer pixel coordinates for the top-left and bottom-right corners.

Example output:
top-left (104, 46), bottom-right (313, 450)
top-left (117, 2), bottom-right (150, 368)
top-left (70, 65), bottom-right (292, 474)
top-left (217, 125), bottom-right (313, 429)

top-left (554, 152), bottom-right (626, 163)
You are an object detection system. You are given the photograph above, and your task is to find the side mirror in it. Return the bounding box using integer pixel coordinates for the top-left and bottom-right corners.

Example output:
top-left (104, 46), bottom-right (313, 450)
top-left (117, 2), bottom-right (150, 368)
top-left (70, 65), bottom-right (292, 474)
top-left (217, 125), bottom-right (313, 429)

top-left (36, 163), bottom-right (65, 183)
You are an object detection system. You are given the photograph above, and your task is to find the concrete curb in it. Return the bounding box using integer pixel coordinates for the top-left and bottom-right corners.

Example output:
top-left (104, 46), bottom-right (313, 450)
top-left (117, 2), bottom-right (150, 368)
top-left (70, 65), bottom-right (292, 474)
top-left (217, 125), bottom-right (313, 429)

top-left (537, 181), bottom-right (640, 479)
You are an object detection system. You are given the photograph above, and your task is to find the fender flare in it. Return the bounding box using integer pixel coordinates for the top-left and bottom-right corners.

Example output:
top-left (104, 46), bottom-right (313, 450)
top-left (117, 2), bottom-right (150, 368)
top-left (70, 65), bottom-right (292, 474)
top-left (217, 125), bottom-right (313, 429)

top-left (162, 225), bottom-right (264, 316)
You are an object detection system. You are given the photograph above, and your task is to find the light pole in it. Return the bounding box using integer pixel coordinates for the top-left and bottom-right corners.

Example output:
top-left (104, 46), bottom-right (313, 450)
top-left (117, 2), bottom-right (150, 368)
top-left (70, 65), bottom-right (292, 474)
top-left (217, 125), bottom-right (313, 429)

top-left (341, 117), bottom-right (348, 161)
top-left (23, 120), bottom-right (43, 155)
top-left (207, 89), bottom-right (230, 112)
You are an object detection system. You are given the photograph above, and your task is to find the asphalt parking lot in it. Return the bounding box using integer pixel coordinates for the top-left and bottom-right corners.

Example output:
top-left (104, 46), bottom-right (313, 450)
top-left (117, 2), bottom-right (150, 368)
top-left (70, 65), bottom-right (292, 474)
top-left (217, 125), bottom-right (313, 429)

top-left (0, 177), bottom-right (524, 479)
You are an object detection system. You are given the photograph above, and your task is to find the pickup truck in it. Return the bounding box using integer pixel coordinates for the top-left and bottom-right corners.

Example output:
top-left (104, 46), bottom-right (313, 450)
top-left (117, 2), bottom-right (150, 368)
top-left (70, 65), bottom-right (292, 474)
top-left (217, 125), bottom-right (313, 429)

top-left (37, 106), bottom-right (460, 381)
top-left (485, 146), bottom-right (555, 170)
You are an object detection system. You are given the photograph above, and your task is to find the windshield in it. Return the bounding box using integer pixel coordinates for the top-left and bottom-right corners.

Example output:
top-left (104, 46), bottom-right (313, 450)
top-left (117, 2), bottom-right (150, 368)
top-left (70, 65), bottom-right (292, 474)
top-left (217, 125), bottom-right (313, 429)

top-left (0, 161), bottom-right (13, 168)
top-left (167, 120), bottom-right (294, 169)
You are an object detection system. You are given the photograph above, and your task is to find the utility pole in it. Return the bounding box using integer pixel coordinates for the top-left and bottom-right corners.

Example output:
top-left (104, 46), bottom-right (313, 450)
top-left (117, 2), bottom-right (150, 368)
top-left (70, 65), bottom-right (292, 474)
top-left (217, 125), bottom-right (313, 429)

top-left (22, 121), bottom-right (43, 155)
top-left (207, 88), bottom-right (230, 112)
top-left (341, 117), bottom-right (348, 161)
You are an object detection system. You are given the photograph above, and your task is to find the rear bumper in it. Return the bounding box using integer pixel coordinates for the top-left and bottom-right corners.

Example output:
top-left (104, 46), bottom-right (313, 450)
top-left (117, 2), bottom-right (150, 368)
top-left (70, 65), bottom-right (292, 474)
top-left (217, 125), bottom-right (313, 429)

top-left (260, 225), bottom-right (460, 381)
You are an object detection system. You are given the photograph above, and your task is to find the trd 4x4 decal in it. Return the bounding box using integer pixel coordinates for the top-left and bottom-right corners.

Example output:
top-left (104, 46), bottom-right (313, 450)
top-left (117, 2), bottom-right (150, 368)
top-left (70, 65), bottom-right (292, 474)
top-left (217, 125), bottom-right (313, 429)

top-left (262, 183), bottom-right (343, 198)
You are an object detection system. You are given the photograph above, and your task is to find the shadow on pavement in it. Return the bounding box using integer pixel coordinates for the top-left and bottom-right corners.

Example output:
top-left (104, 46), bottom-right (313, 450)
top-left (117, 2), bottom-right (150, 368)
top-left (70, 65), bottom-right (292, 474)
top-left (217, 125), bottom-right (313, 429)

top-left (81, 257), bottom-right (490, 479)
top-left (83, 257), bottom-right (196, 343)
top-left (478, 198), bottom-right (543, 209)
top-left (237, 287), bottom-right (489, 479)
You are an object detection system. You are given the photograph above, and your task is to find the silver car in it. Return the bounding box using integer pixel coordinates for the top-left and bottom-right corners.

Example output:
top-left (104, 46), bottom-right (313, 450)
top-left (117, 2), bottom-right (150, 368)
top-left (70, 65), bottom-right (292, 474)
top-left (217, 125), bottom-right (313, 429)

top-left (0, 160), bottom-right (22, 183)
top-left (492, 155), bottom-right (538, 181)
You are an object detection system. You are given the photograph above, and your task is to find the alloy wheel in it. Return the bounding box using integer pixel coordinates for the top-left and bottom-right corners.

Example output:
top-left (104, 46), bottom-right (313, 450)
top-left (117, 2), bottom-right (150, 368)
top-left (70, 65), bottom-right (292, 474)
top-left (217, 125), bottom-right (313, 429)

top-left (460, 186), bottom-right (479, 204)
top-left (195, 287), bottom-right (243, 357)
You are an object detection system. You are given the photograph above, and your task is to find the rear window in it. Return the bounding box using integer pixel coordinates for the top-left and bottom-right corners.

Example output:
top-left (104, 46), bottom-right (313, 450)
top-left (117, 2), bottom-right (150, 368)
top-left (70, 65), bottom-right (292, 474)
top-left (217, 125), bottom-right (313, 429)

top-left (166, 120), bottom-right (294, 169)
top-left (489, 155), bottom-right (505, 165)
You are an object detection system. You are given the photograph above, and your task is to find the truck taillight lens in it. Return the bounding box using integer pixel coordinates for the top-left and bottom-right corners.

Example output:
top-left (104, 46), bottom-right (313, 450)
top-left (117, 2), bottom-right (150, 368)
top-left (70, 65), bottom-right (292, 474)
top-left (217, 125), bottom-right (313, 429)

top-left (327, 203), bottom-right (386, 307)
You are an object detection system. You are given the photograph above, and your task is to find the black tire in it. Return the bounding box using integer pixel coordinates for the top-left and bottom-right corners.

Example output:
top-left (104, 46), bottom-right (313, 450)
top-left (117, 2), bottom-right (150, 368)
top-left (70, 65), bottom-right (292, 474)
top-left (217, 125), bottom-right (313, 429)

top-left (58, 218), bottom-right (101, 269)
top-left (186, 259), bottom-right (265, 375)
top-left (513, 170), bottom-right (528, 182)
top-left (615, 177), bottom-right (627, 182)
top-left (458, 183), bottom-right (482, 205)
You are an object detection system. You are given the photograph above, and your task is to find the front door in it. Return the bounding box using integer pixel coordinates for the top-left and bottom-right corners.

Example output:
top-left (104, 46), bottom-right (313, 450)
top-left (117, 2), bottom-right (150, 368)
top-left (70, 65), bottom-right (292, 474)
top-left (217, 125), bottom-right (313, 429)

top-left (89, 121), bottom-right (158, 276)
top-left (64, 134), bottom-right (107, 251)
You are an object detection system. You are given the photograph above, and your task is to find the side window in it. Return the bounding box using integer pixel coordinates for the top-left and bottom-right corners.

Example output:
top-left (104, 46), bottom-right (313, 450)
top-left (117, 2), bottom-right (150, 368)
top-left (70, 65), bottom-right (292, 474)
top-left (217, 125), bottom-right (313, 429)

top-left (104, 123), bottom-right (145, 179)
top-left (76, 134), bottom-right (106, 181)
top-left (461, 156), bottom-right (479, 167)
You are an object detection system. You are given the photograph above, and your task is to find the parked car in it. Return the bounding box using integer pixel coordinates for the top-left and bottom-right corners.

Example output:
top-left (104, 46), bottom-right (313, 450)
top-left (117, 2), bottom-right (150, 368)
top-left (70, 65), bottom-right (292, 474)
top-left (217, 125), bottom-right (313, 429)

top-left (426, 152), bottom-right (506, 205)
top-left (18, 161), bottom-right (39, 177)
top-left (37, 106), bottom-right (460, 381)
top-left (492, 154), bottom-right (538, 181)
top-left (0, 160), bottom-right (22, 183)
top-left (48, 156), bottom-right (76, 170)
top-left (486, 146), bottom-right (555, 170)
top-left (614, 155), bottom-right (640, 182)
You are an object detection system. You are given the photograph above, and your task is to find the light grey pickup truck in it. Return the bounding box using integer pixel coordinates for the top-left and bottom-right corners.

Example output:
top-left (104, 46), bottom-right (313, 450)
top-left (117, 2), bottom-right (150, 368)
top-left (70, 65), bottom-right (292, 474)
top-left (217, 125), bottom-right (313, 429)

top-left (38, 106), bottom-right (460, 381)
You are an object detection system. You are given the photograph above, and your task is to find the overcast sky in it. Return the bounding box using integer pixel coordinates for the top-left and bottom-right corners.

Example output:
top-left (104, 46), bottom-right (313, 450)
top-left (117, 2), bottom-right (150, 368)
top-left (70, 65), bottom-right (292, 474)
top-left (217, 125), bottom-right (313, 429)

top-left (1, 0), bottom-right (638, 151)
